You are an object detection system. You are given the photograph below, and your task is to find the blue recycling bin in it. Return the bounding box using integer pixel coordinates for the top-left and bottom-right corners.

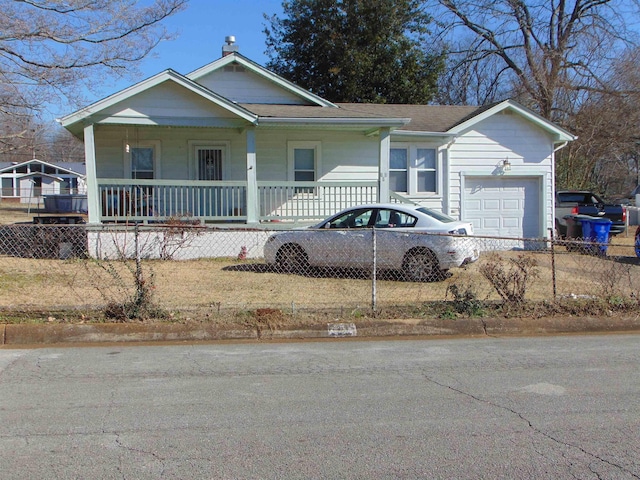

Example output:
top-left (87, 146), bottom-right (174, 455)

top-left (579, 217), bottom-right (612, 255)
top-left (635, 226), bottom-right (640, 258)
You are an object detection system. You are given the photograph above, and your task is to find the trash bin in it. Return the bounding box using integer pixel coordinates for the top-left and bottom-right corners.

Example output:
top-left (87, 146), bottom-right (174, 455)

top-left (579, 217), bottom-right (612, 255)
top-left (563, 214), bottom-right (591, 238)
top-left (635, 225), bottom-right (640, 258)
top-left (562, 214), bottom-right (593, 252)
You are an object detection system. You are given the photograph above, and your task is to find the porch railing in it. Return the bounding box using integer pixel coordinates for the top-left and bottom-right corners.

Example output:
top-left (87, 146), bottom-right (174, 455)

top-left (97, 179), bottom-right (381, 223)
top-left (98, 179), bottom-right (247, 222)
top-left (258, 181), bottom-right (378, 222)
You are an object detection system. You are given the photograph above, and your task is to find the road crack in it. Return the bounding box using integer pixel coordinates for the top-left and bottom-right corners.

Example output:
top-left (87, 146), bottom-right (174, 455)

top-left (423, 374), bottom-right (639, 479)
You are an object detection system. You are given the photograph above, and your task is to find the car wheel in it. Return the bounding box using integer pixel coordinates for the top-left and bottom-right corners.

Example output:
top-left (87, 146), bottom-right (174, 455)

top-left (276, 244), bottom-right (309, 273)
top-left (402, 249), bottom-right (441, 282)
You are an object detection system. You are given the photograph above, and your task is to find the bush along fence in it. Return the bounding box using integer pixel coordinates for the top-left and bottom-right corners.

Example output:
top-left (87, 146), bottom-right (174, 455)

top-left (0, 223), bottom-right (638, 322)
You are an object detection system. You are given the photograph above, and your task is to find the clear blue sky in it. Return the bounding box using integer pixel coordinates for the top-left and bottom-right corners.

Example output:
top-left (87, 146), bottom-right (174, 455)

top-left (97, 0), bottom-right (283, 99)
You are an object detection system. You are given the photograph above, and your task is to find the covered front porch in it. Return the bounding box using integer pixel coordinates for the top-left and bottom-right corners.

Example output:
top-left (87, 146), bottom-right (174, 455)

top-left (84, 121), bottom-right (402, 224)
top-left (96, 179), bottom-right (390, 223)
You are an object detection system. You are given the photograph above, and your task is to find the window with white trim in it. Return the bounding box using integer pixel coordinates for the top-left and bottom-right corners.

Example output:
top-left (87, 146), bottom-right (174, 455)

top-left (390, 144), bottom-right (438, 195)
top-left (131, 147), bottom-right (154, 180)
top-left (294, 148), bottom-right (315, 182)
top-left (288, 141), bottom-right (321, 193)
top-left (126, 140), bottom-right (161, 180)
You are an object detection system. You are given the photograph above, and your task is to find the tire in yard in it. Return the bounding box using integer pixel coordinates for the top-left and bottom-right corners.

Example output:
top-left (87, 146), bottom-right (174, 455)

top-left (402, 248), bottom-right (442, 282)
top-left (276, 244), bottom-right (309, 274)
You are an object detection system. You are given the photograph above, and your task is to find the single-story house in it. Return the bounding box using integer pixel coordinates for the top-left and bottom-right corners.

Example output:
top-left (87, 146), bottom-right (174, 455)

top-left (0, 159), bottom-right (86, 203)
top-left (59, 38), bottom-right (575, 239)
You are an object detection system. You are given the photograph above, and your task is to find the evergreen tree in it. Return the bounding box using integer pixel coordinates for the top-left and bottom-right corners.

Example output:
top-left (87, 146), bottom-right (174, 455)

top-left (264, 0), bottom-right (443, 104)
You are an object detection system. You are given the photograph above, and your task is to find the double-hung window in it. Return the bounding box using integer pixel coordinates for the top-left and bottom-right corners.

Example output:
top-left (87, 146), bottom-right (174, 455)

top-left (416, 148), bottom-right (436, 193)
top-left (289, 141), bottom-right (321, 194)
top-left (390, 148), bottom-right (408, 193)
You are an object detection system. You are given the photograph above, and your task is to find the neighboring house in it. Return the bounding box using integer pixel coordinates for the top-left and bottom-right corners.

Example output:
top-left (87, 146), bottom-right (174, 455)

top-left (0, 159), bottom-right (87, 203)
top-left (59, 39), bottom-right (575, 239)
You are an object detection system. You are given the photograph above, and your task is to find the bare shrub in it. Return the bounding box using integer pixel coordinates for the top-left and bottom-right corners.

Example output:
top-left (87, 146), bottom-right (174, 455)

top-left (595, 259), bottom-right (634, 302)
top-left (86, 225), bottom-right (164, 321)
top-left (157, 216), bottom-right (204, 260)
top-left (479, 253), bottom-right (539, 304)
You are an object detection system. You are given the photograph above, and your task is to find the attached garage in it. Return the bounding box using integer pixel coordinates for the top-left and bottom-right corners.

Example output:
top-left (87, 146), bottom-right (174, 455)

top-left (463, 176), bottom-right (542, 238)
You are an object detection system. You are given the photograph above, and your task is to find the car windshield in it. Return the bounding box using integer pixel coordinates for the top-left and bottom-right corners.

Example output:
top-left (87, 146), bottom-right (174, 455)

top-left (416, 207), bottom-right (456, 223)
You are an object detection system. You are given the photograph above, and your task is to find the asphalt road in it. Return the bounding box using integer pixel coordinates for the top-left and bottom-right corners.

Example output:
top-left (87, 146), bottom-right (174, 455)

top-left (1, 335), bottom-right (639, 479)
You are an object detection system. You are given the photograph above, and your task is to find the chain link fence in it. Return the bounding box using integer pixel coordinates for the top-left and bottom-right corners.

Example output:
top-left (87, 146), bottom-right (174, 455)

top-left (0, 223), bottom-right (638, 320)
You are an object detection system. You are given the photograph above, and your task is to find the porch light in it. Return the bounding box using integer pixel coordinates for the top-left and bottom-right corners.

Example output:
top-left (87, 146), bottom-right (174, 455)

top-left (502, 158), bottom-right (511, 172)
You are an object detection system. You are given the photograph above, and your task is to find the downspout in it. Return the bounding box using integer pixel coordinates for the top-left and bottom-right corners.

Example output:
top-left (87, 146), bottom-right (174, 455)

top-left (443, 137), bottom-right (457, 217)
top-left (551, 141), bottom-right (569, 236)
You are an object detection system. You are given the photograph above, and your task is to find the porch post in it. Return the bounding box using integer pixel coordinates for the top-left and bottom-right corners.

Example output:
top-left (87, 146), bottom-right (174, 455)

top-left (245, 126), bottom-right (259, 224)
top-left (83, 123), bottom-right (100, 224)
top-left (378, 127), bottom-right (391, 203)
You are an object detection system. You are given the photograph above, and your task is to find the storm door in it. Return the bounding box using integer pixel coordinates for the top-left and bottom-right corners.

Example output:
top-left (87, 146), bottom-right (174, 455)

top-left (197, 147), bottom-right (223, 181)
top-left (196, 147), bottom-right (225, 217)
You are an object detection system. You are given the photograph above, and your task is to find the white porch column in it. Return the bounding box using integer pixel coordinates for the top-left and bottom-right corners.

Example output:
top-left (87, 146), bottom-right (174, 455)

top-left (245, 127), bottom-right (259, 224)
top-left (378, 127), bottom-right (391, 203)
top-left (83, 123), bottom-right (100, 224)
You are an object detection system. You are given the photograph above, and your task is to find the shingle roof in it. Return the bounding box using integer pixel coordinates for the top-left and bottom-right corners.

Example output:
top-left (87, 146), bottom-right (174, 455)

top-left (240, 103), bottom-right (484, 132)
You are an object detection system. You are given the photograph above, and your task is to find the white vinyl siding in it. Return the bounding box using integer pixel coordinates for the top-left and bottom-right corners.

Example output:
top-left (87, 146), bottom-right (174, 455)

top-left (195, 67), bottom-right (309, 105)
top-left (448, 112), bottom-right (554, 235)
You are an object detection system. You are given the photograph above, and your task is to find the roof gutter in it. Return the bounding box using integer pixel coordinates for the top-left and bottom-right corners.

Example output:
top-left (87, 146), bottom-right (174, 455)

top-left (391, 130), bottom-right (458, 139)
top-left (257, 117), bottom-right (410, 128)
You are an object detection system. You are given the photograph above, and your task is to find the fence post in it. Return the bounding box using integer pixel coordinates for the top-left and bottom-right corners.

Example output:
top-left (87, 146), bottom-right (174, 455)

top-left (372, 227), bottom-right (377, 313)
top-left (549, 228), bottom-right (557, 301)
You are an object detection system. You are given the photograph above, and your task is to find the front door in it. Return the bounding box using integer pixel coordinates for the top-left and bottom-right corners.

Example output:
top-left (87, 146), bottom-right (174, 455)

top-left (196, 147), bottom-right (226, 217)
top-left (197, 147), bottom-right (224, 181)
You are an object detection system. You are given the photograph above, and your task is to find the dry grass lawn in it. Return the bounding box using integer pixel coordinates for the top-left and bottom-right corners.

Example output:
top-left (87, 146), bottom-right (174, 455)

top-left (0, 237), bottom-right (638, 321)
top-left (1, 203), bottom-right (638, 322)
top-left (0, 201), bottom-right (41, 224)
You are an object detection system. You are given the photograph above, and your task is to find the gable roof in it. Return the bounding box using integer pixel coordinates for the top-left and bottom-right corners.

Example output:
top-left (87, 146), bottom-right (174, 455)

top-left (0, 158), bottom-right (86, 177)
top-left (335, 100), bottom-right (575, 142)
top-left (447, 100), bottom-right (576, 142)
top-left (187, 53), bottom-right (337, 108)
top-left (58, 50), bottom-right (574, 143)
top-left (58, 69), bottom-right (259, 134)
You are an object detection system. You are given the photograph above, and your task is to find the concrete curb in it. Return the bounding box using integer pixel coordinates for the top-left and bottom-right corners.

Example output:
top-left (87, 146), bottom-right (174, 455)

top-left (2, 315), bottom-right (640, 346)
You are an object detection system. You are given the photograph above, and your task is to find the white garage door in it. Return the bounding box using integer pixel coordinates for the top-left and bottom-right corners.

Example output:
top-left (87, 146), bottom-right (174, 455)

top-left (463, 177), bottom-right (540, 238)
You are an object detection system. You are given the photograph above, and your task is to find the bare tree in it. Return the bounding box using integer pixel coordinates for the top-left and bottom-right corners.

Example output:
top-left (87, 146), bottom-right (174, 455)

top-left (558, 47), bottom-right (640, 195)
top-left (429, 0), bottom-right (639, 120)
top-left (0, 0), bottom-right (187, 116)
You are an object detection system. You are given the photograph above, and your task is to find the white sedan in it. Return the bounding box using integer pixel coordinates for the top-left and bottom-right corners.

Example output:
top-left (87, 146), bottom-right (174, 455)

top-left (264, 204), bottom-right (479, 281)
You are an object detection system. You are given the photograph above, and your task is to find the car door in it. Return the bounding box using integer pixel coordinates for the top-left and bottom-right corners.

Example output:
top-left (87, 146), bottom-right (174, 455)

top-left (374, 208), bottom-right (418, 268)
top-left (307, 208), bottom-right (374, 268)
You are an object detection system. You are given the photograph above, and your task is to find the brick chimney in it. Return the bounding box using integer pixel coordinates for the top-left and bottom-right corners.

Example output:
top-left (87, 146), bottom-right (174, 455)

top-left (222, 36), bottom-right (239, 57)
